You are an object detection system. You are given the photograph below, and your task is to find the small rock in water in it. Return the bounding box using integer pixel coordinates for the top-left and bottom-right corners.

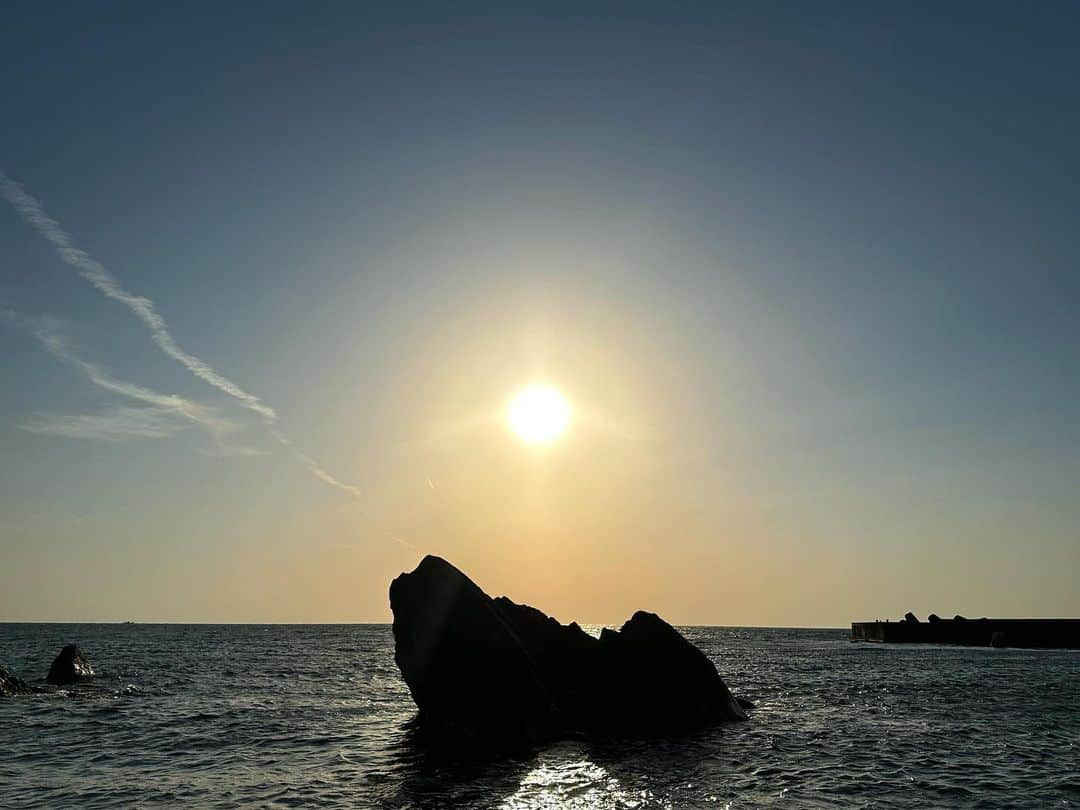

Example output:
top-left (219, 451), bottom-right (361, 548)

top-left (46, 644), bottom-right (95, 685)
top-left (0, 664), bottom-right (31, 697)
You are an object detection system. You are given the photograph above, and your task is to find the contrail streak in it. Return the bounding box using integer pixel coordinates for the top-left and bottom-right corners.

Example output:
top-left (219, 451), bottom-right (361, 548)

top-left (0, 172), bottom-right (275, 420)
top-left (390, 535), bottom-right (423, 553)
top-left (2, 309), bottom-right (240, 443)
top-left (1, 172), bottom-right (362, 499)
top-left (269, 429), bottom-right (362, 499)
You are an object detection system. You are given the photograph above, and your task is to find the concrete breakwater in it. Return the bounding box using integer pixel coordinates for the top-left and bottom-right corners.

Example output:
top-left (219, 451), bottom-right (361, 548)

top-left (851, 615), bottom-right (1080, 649)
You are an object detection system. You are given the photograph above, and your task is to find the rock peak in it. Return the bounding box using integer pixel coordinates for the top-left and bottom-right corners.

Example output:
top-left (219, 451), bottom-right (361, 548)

top-left (46, 644), bottom-right (94, 685)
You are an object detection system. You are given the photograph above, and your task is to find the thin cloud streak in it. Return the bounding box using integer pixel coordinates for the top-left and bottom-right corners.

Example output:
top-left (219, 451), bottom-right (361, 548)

top-left (0, 172), bottom-right (276, 421)
top-left (2, 309), bottom-right (241, 443)
top-left (269, 429), bottom-right (363, 498)
top-left (21, 406), bottom-right (189, 441)
top-left (1, 173), bottom-right (363, 499)
top-left (199, 444), bottom-right (270, 458)
top-left (391, 535), bottom-right (422, 553)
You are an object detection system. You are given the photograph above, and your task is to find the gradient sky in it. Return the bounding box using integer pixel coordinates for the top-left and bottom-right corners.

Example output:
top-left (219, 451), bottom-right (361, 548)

top-left (2, 2), bottom-right (1078, 625)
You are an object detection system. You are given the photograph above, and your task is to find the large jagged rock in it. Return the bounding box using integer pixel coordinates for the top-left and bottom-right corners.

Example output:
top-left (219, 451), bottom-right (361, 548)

top-left (595, 610), bottom-right (748, 732)
top-left (46, 645), bottom-right (94, 685)
top-left (389, 556), bottom-right (554, 751)
top-left (0, 664), bottom-right (31, 697)
top-left (490, 595), bottom-right (608, 732)
top-left (389, 555), bottom-right (747, 751)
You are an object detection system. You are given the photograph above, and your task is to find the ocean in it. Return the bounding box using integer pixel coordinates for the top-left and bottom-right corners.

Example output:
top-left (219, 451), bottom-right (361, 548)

top-left (1, 624), bottom-right (1076, 808)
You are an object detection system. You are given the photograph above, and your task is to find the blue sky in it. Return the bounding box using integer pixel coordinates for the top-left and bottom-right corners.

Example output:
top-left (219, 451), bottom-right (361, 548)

top-left (2, 2), bottom-right (1078, 622)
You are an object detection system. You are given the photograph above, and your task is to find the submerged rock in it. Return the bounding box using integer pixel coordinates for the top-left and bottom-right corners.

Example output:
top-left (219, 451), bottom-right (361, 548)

top-left (0, 664), bottom-right (30, 697)
top-left (389, 555), bottom-right (747, 752)
top-left (46, 645), bottom-right (94, 685)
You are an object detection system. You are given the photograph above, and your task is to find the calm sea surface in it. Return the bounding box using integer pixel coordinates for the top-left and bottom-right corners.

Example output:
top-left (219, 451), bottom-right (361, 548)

top-left (0, 624), bottom-right (1076, 808)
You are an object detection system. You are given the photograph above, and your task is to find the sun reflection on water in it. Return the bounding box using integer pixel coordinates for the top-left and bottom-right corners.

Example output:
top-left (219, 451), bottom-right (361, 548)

top-left (499, 759), bottom-right (642, 809)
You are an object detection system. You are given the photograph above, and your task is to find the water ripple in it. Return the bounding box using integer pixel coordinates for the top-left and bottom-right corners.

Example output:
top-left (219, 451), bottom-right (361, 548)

top-left (1, 624), bottom-right (1077, 807)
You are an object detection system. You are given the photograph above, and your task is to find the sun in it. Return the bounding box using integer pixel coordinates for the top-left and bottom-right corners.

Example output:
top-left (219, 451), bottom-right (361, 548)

top-left (507, 384), bottom-right (571, 445)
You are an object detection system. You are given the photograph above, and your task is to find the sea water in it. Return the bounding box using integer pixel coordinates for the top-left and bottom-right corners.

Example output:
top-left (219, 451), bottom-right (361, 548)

top-left (1, 624), bottom-right (1076, 807)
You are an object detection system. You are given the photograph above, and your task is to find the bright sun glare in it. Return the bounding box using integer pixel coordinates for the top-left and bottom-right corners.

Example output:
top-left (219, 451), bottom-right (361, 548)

top-left (507, 384), bottom-right (571, 445)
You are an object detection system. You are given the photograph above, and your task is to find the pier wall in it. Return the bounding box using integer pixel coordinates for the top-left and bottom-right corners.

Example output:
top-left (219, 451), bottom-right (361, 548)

top-left (850, 619), bottom-right (1080, 649)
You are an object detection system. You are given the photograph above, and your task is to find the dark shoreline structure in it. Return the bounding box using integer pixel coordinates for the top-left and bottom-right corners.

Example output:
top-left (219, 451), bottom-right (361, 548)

top-left (852, 614), bottom-right (1080, 649)
top-left (390, 555), bottom-right (749, 754)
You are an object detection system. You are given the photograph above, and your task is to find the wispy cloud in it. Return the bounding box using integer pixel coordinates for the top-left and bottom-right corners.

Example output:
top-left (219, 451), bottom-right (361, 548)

top-left (20, 406), bottom-right (190, 441)
top-left (269, 429), bottom-right (362, 498)
top-left (3, 308), bottom-right (240, 437)
top-left (199, 443), bottom-right (270, 458)
top-left (2, 308), bottom-right (261, 452)
top-left (391, 535), bottom-right (422, 552)
top-left (0, 173), bottom-right (276, 421)
top-left (1, 172), bottom-right (361, 498)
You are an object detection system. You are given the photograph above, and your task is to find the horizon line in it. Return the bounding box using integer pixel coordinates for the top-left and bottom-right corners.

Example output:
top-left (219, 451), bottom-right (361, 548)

top-left (0, 619), bottom-right (851, 630)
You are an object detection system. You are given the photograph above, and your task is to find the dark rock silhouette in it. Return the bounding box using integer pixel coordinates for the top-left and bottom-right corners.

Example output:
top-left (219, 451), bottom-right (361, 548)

top-left (903, 612), bottom-right (920, 624)
top-left (46, 645), bottom-right (94, 685)
top-left (594, 610), bottom-right (748, 732)
top-left (0, 664), bottom-right (30, 697)
top-left (390, 555), bottom-right (747, 752)
top-left (389, 555), bottom-right (553, 751)
top-left (928, 613), bottom-right (941, 623)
